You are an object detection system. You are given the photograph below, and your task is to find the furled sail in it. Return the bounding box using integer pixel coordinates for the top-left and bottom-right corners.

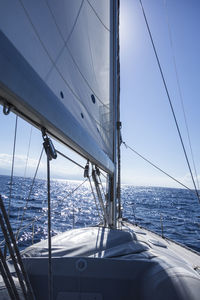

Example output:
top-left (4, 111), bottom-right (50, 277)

top-left (0, 0), bottom-right (116, 173)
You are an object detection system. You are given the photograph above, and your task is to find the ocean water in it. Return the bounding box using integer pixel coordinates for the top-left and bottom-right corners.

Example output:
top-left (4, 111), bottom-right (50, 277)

top-left (0, 174), bottom-right (200, 253)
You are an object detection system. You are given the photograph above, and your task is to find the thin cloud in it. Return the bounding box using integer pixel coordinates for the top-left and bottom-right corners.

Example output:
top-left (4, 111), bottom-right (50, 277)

top-left (0, 153), bottom-right (83, 180)
top-left (0, 153), bottom-right (44, 169)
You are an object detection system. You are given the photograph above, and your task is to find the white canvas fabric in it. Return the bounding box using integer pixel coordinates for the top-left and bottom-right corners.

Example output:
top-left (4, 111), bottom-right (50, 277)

top-left (0, 0), bottom-right (114, 168)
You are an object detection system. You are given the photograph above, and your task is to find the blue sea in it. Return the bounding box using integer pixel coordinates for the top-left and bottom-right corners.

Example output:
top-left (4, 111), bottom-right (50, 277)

top-left (0, 174), bottom-right (200, 253)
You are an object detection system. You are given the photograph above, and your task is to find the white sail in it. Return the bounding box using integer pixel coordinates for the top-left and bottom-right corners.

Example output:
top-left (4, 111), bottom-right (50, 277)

top-left (0, 0), bottom-right (116, 173)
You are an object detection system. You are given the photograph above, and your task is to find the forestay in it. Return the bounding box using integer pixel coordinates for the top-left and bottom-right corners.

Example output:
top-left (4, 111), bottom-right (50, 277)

top-left (0, 0), bottom-right (116, 173)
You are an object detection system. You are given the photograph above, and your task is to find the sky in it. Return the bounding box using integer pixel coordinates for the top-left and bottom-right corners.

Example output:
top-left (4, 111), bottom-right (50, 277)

top-left (120, 0), bottom-right (200, 188)
top-left (1, 0), bottom-right (200, 188)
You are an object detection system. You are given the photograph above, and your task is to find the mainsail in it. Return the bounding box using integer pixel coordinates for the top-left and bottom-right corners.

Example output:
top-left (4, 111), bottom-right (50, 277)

top-left (0, 0), bottom-right (117, 174)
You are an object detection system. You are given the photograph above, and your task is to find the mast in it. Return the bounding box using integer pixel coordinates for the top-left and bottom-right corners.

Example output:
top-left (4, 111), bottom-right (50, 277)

top-left (108, 0), bottom-right (120, 228)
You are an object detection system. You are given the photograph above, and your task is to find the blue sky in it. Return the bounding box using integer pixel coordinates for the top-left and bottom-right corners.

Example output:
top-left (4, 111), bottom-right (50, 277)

top-left (1, 0), bottom-right (200, 188)
top-left (120, 0), bottom-right (200, 187)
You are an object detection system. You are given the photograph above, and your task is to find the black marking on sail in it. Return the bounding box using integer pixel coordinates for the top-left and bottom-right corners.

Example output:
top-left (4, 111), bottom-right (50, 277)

top-left (91, 94), bottom-right (96, 104)
top-left (60, 91), bottom-right (64, 99)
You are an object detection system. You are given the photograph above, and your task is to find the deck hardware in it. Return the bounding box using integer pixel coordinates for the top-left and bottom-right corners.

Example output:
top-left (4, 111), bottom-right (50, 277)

top-left (76, 258), bottom-right (87, 272)
top-left (95, 166), bottom-right (100, 176)
top-left (42, 128), bottom-right (57, 160)
top-left (117, 121), bottom-right (122, 129)
top-left (84, 160), bottom-right (89, 178)
top-left (3, 102), bottom-right (12, 115)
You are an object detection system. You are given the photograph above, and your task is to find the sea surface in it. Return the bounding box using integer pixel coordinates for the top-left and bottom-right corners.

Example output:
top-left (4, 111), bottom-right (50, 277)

top-left (0, 174), bottom-right (200, 253)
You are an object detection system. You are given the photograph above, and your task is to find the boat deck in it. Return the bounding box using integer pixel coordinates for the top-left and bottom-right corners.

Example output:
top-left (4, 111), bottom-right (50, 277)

top-left (19, 222), bottom-right (200, 300)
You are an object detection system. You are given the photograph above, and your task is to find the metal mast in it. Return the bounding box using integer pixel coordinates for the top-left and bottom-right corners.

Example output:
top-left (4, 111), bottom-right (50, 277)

top-left (108, 0), bottom-right (120, 228)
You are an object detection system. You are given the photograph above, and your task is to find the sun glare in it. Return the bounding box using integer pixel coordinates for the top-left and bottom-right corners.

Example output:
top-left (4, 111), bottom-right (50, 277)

top-left (120, 0), bottom-right (137, 54)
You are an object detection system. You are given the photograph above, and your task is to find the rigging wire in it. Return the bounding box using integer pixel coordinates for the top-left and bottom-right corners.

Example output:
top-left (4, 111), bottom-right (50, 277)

top-left (23, 126), bottom-right (33, 178)
top-left (94, 167), bottom-right (106, 196)
top-left (42, 130), bottom-right (56, 300)
top-left (15, 148), bottom-right (44, 241)
top-left (7, 115), bottom-right (18, 218)
top-left (46, 152), bottom-right (53, 300)
top-left (92, 167), bottom-right (109, 225)
top-left (50, 178), bottom-right (89, 227)
top-left (88, 176), bottom-right (103, 223)
top-left (16, 126), bottom-right (33, 226)
top-left (0, 196), bottom-right (35, 299)
top-left (56, 150), bottom-right (104, 223)
top-left (56, 149), bottom-right (85, 169)
top-left (61, 179), bottom-right (88, 204)
top-left (0, 246), bottom-right (20, 300)
top-left (4, 115), bottom-right (18, 257)
top-left (163, 0), bottom-right (200, 191)
top-left (99, 170), bottom-right (107, 179)
top-left (139, 0), bottom-right (200, 202)
top-left (8, 178), bottom-right (89, 246)
top-left (123, 141), bottom-right (198, 196)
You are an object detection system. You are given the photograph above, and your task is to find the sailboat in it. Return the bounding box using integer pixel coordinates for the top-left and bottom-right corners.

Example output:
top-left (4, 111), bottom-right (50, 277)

top-left (0, 1), bottom-right (200, 299)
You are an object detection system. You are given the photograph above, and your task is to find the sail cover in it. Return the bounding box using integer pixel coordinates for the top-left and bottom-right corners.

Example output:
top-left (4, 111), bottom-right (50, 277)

top-left (0, 0), bottom-right (117, 173)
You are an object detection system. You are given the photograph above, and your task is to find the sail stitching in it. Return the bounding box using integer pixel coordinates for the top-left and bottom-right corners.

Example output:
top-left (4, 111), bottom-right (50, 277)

top-left (17, 0), bottom-right (110, 136)
top-left (65, 0), bottom-right (84, 45)
top-left (86, 0), bottom-right (110, 32)
top-left (44, 0), bottom-right (110, 109)
top-left (85, 16), bottom-right (103, 105)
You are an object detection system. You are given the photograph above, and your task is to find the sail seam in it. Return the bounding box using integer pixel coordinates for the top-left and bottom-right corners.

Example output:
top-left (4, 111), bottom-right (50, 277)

top-left (17, 0), bottom-right (110, 137)
top-left (44, 0), bottom-right (110, 109)
top-left (64, 0), bottom-right (84, 45)
top-left (86, 0), bottom-right (110, 32)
